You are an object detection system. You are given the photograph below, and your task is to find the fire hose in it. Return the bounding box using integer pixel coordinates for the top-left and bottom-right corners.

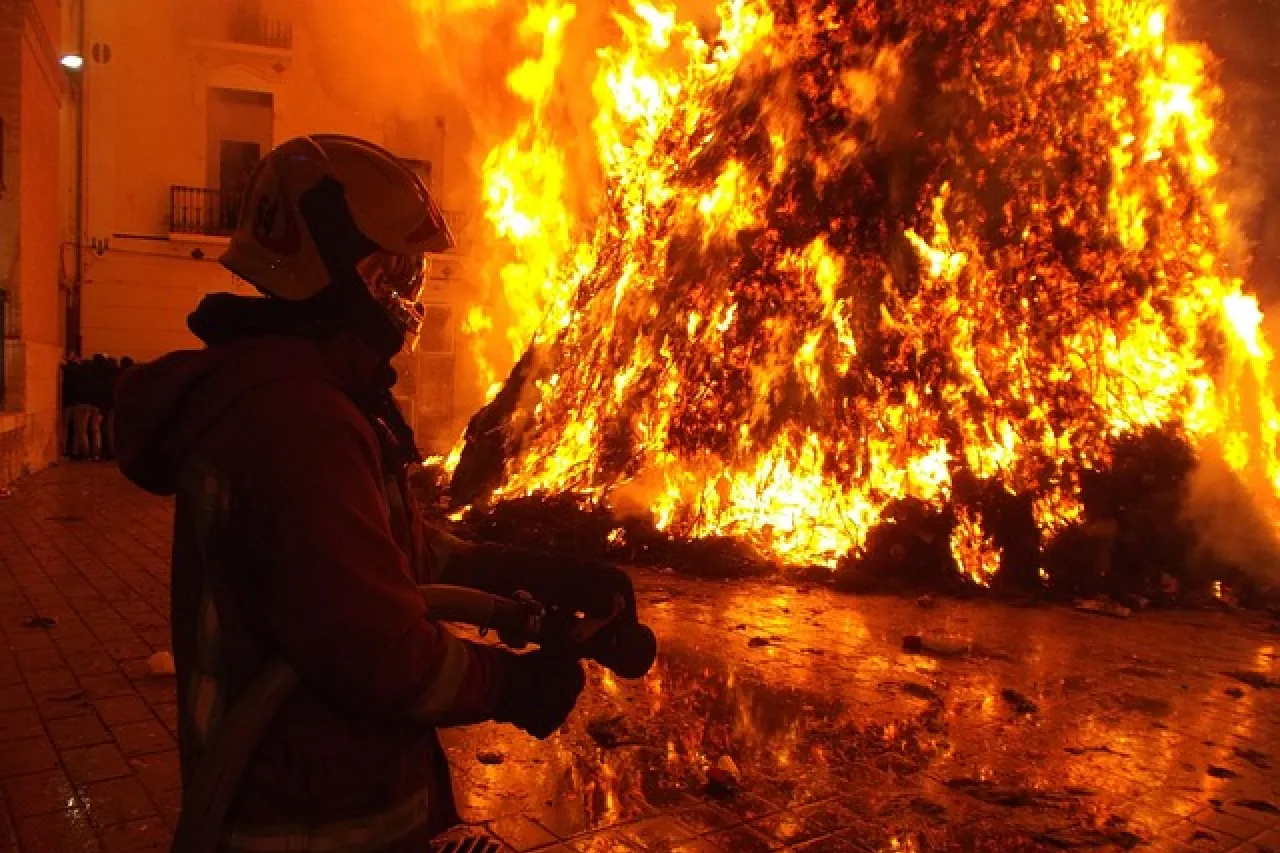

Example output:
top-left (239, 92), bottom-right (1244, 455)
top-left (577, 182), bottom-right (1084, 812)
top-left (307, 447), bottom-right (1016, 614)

top-left (419, 584), bottom-right (658, 679)
top-left (171, 584), bottom-right (657, 853)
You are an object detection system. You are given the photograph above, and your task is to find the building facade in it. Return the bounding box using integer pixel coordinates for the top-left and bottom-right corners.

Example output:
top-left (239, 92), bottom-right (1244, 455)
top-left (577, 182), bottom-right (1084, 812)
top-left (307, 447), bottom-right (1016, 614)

top-left (76, 0), bottom-right (475, 453)
top-left (0, 0), bottom-right (65, 486)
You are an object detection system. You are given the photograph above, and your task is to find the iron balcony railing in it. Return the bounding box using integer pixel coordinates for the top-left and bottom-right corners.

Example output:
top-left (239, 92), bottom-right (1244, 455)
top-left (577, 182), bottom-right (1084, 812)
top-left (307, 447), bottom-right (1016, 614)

top-left (229, 11), bottom-right (293, 50)
top-left (170, 186), bottom-right (242, 237)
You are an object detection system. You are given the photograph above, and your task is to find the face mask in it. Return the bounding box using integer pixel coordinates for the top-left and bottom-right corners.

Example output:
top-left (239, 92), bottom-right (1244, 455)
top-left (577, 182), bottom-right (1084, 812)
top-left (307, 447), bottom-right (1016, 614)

top-left (356, 250), bottom-right (429, 351)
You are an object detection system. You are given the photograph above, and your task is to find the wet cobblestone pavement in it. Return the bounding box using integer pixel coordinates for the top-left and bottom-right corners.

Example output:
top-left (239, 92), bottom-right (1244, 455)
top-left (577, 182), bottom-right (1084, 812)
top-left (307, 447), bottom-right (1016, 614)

top-left (2, 465), bottom-right (1279, 852)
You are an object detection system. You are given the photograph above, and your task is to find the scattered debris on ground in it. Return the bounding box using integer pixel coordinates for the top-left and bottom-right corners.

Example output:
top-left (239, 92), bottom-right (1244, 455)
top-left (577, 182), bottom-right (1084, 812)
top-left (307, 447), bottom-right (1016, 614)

top-left (1002, 689), bottom-right (1039, 714)
top-left (586, 714), bottom-right (642, 749)
top-left (902, 634), bottom-right (971, 659)
top-left (705, 755), bottom-right (741, 798)
top-left (909, 798), bottom-right (948, 820)
top-left (901, 682), bottom-right (943, 702)
top-left (748, 637), bottom-right (772, 648)
top-left (1223, 670), bottom-right (1280, 689)
top-left (1034, 825), bottom-right (1143, 850)
top-left (1074, 599), bottom-right (1132, 619)
top-left (1233, 748), bottom-right (1271, 769)
top-left (23, 616), bottom-right (57, 629)
top-left (1225, 686), bottom-right (1246, 698)
top-left (945, 778), bottom-right (1091, 808)
top-left (1114, 664), bottom-right (1164, 678)
top-left (476, 751), bottom-right (505, 766)
top-left (1064, 745), bottom-right (1129, 757)
top-left (147, 651), bottom-right (176, 677)
top-left (1206, 765), bottom-right (1239, 779)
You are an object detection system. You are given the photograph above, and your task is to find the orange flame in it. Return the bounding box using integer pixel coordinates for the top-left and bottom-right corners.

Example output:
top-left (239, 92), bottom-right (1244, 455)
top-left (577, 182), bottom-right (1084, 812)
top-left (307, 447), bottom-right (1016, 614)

top-left (425, 0), bottom-right (1280, 581)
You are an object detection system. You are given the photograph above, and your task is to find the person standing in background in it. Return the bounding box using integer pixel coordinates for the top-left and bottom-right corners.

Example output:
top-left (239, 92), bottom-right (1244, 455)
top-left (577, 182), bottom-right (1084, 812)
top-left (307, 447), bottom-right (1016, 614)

top-left (83, 354), bottom-right (109, 460)
top-left (99, 356), bottom-right (121, 460)
top-left (60, 355), bottom-right (83, 459)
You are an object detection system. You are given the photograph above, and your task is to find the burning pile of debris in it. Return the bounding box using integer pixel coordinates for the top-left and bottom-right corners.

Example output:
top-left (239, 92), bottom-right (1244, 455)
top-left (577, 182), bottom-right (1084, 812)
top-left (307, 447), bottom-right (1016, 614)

top-left (429, 0), bottom-right (1280, 605)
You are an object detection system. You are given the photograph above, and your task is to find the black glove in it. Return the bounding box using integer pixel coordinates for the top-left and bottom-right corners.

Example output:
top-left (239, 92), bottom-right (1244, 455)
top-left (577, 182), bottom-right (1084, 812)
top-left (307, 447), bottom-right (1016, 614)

top-left (493, 649), bottom-right (585, 739)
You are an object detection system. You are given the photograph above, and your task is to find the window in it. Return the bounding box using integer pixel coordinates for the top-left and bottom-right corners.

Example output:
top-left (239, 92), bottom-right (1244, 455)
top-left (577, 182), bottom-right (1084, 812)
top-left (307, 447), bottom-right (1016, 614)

top-left (206, 89), bottom-right (273, 231)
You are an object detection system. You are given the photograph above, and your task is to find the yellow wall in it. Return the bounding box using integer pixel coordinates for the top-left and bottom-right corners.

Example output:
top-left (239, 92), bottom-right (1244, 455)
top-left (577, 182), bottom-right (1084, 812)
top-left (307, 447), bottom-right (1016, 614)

top-left (0, 0), bottom-right (64, 484)
top-left (82, 244), bottom-right (259, 362)
top-left (20, 38), bottom-right (62, 351)
top-left (79, 0), bottom-right (470, 346)
top-left (77, 0), bottom-right (476, 446)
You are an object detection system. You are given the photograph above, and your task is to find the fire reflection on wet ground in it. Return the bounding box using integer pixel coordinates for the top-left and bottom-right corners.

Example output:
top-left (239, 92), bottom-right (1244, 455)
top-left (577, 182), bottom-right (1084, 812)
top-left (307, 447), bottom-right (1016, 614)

top-left (442, 572), bottom-right (1280, 851)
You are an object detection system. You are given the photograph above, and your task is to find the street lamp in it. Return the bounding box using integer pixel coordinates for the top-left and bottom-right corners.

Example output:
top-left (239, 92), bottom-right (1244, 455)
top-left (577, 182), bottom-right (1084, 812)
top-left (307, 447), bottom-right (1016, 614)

top-left (60, 54), bottom-right (84, 71)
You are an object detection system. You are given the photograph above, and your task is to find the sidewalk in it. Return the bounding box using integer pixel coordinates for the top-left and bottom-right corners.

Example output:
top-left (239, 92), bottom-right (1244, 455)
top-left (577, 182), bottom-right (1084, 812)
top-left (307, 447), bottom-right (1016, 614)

top-left (2, 464), bottom-right (1280, 852)
top-left (0, 465), bottom-right (178, 852)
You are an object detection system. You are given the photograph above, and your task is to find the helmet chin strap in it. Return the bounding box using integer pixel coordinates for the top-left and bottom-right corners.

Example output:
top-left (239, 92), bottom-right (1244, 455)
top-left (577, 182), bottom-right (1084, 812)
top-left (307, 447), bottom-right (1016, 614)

top-left (308, 274), bottom-right (406, 361)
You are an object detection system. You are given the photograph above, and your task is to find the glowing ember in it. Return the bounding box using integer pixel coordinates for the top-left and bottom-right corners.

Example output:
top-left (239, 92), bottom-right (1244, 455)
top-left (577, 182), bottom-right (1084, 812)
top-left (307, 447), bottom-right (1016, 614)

top-left (441, 0), bottom-right (1280, 581)
top-left (950, 508), bottom-right (1002, 588)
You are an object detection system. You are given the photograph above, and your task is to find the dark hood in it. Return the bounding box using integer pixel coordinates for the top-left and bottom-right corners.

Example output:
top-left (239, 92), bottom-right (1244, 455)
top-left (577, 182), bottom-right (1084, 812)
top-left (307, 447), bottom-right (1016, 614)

top-left (115, 294), bottom-right (390, 496)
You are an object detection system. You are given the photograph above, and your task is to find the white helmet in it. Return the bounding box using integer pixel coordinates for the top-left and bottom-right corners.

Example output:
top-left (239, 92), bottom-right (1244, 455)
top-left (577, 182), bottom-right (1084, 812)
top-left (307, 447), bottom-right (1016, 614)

top-left (220, 134), bottom-right (454, 343)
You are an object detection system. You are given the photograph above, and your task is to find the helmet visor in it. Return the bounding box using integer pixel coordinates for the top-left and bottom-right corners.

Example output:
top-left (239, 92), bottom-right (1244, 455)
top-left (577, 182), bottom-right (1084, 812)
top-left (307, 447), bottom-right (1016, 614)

top-left (356, 250), bottom-right (430, 347)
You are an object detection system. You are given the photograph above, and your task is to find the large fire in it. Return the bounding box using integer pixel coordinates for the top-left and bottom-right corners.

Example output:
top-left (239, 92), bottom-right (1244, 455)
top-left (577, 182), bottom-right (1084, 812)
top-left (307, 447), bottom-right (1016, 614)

top-left (419, 0), bottom-right (1280, 583)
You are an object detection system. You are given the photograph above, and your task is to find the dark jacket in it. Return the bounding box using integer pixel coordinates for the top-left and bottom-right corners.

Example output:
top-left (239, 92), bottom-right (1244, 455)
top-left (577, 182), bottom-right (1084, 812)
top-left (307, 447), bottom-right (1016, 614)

top-left (61, 360), bottom-right (84, 408)
top-left (114, 297), bottom-right (507, 852)
top-left (100, 358), bottom-right (120, 411)
top-left (83, 356), bottom-right (111, 410)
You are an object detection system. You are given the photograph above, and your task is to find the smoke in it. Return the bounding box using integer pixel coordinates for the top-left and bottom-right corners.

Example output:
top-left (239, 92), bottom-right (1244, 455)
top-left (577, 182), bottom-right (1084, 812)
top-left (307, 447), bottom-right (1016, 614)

top-left (1172, 0), bottom-right (1280, 583)
top-left (296, 1), bottom-right (509, 212)
top-left (1175, 0), bottom-right (1280, 297)
top-left (1185, 448), bottom-right (1280, 582)
top-left (299, 3), bottom-right (439, 123)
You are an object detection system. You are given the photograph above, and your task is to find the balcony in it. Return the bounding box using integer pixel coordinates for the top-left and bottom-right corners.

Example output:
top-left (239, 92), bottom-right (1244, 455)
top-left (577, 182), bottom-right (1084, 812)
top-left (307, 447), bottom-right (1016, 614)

top-left (228, 10), bottom-right (293, 51)
top-left (186, 5), bottom-right (293, 61)
top-left (169, 186), bottom-right (241, 239)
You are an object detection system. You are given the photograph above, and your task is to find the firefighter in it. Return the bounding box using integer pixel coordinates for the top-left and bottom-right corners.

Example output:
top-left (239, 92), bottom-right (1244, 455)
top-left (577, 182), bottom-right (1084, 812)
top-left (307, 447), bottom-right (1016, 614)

top-left (113, 135), bottom-right (603, 853)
